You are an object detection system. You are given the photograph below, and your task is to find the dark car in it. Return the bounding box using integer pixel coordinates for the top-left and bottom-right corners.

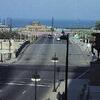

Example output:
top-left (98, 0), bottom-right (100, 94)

top-left (48, 34), bottom-right (53, 38)
top-left (60, 35), bottom-right (67, 40)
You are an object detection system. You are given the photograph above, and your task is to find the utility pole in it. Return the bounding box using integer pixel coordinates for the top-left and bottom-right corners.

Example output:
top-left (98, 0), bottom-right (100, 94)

top-left (8, 39), bottom-right (12, 59)
top-left (0, 41), bottom-right (3, 62)
top-left (9, 18), bottom-right (12, 33)
top-left (60, 31), bottom-right (69, 100)
top-left (34, 78), bottom-right (37, 100)
top-left (6, 18), bottom-right (12, 32)
top-left (65, 34), bottom-right (69, 100)
top-left (51, 17), bottom-right (54, 36)
top-left (51, 53), bottom-right (59, 92)
top-left (7, 18), bottom-right (12, 59)
top-left (31, 72), bottom-right (41, 100)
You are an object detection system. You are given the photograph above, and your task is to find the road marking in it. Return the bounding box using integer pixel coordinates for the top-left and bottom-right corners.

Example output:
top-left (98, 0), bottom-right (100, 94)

top-left (22, 90), bottom-right (26, 94)
top-left (76, 69), bottom-right (89, 79)
top-left (28, 83), bottom-right (50, 87)
top-left (0, 82), bottom-right (51, 88)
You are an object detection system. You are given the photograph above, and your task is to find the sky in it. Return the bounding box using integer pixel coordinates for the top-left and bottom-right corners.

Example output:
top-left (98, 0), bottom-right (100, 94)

top-left (0, 0), bottom-right (100, 20)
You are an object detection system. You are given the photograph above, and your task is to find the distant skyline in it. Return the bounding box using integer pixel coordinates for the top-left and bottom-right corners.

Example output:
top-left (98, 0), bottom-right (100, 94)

top-left (0, 0), bottom-right (100, 20)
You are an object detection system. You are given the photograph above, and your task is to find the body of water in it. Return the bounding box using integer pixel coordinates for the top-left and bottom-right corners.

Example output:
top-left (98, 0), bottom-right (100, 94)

top-left (12, 19), bottom-right (96, 28)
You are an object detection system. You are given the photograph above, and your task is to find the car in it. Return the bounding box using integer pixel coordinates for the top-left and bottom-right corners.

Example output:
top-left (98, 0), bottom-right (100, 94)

top-left (48, 34), bottom-right (53, 38)
top-left (56, 37), bottom-right (60, 41)
top-left (60, 35), bottom-right (67, 40)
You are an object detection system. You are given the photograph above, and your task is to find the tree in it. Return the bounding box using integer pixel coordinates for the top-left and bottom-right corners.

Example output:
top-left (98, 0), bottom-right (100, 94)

top-left (0, 31), bottom-right (20, 39)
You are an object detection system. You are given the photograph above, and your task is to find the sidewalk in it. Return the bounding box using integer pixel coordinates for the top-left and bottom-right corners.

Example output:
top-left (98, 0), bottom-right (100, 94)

top-left (42, 79), bottom-right (88, 100)
top-left (68, 79), bottom-right (88, 100)
top-left (41, 37), bottom-right (90, 100)
top-left (70, 37), bottom-right (91, 54)
top-left (88, 86), bottom-right (100, 100)
top-left (42, 81), bottom-right (65, 100)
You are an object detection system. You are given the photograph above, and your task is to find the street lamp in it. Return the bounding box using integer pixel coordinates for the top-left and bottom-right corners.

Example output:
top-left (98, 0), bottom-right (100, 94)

top-left (0, 41), bottom-right (3, 62)
top-left (51, 53), bottom-right (59, 92)
top-left (60, 31), bottom-right (69, 100)
top-left (9, 39), bottom-right (12, 59)
top-left (31, 72), bottom-right (41, 100)
top-left (51, 17), bottom-right (54, 36)
top-left (57, 67), bottom-right (60, 81)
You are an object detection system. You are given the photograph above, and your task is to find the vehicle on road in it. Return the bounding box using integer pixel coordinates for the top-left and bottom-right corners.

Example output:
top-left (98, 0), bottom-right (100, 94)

top-left (48, 34), bottom-right (53, 39)
top-left (56, 37), bottom-right (60, 41)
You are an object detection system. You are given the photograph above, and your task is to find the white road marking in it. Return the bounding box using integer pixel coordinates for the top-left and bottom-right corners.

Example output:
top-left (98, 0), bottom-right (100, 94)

top-left (0, 82), bottom-right (51, 88)
top-left (76, 69), bottom-right (89, 79)
top-left (22, 90), bottom-right (26, 94)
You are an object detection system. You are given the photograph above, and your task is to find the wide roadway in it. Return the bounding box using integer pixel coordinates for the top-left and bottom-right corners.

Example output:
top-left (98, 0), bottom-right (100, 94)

top-left (0, 35), bottom-right (90, 100)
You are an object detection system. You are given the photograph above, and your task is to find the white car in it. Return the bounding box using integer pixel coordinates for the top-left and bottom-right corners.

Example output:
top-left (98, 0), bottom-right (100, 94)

top-left (57, 37), bottom-right (60, 41)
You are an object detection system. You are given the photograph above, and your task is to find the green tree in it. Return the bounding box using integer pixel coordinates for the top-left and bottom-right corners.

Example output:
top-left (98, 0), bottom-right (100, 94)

top-left (0, 31), bottom-right (20, 39)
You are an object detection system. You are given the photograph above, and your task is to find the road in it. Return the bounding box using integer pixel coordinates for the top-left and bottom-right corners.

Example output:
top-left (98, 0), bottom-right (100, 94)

top-left (0, 35), bottom-right (90, 100)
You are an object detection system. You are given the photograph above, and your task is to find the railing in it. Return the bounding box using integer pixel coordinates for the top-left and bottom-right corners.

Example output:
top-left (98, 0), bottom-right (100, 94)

top-left (15, 40), bottom-right (30, 57)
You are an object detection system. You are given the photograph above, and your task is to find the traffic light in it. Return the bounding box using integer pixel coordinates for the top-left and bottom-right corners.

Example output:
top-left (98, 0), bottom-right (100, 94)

top-left (92, 33), bottom-right (100, 51)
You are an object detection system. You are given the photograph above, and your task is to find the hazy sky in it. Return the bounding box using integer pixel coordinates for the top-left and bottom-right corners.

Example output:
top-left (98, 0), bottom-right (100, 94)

top-left (0, 0), bottom-right (100, 20)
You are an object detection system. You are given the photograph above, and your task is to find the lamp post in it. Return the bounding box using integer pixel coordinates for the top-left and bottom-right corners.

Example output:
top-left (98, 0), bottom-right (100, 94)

top-left (0, 41), bottom-right (3, 62)
top-left (51, 53), bottom-right (59, 92)
top-left (65, 34), bottom-right (69, 100)
top-left (31, 72), bottom-right (41, 100)
top-left (57, 67), bottom-right (60, 81)
top-left (9, 39), bottom-right (12, 59)
top-left (60, 31), bottom-right (69, 100)
top-left (51, 17), bottom-right (54, 36)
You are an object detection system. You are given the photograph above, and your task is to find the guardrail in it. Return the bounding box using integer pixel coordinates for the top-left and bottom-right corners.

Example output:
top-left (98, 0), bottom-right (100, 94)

top-left (15, 40), bottom-right (30, 57)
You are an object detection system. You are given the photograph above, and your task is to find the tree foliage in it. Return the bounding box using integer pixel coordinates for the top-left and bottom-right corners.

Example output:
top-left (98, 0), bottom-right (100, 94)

top-left (0, 31), bottom-right (20, 39)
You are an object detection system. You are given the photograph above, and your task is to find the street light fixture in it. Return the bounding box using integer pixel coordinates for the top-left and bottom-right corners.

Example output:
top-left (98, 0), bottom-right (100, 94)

top-left (51, 53), bottom-right (59, 92)
top-left (60, 31), bottom-right (69, 100)
top-left (31, 72), bottom-right (41, 100)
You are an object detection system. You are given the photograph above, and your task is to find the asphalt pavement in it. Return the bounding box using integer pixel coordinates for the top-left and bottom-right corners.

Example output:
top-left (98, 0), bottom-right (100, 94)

top-left (0, 35), bottom-right (91, 100)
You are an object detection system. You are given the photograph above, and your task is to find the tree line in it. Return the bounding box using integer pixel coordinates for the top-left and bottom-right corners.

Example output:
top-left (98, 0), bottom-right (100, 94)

top-left (0, 31), bottom-right (29, 40)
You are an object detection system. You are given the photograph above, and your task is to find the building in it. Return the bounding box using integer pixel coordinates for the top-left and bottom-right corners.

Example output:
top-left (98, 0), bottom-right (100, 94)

top-left (0, 23), bottom-right (10, 32)
top-left (17, 21), bottom-right (52, 36)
